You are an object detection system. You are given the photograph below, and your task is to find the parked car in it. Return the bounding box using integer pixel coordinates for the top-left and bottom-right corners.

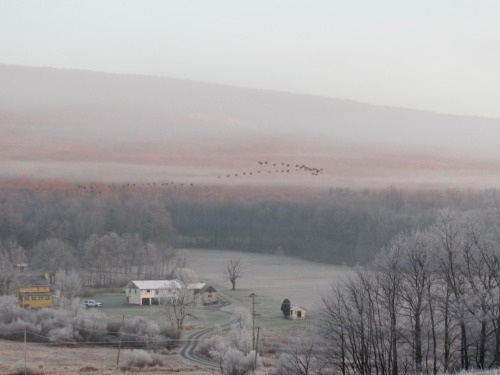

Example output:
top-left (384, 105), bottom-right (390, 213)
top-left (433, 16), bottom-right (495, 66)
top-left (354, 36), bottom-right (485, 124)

top-left (84, 299), bottom-right (103, 307)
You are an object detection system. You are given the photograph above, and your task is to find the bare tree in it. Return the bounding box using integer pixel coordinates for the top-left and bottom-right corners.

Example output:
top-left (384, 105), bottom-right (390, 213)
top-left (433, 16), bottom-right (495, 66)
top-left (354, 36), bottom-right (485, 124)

top-left (224, 257), bottom-right (243, 290)
top-left (159, 268), bottom-right (200, 331)
top-left (434, 209), bottom-right (471, 371)
top-left (374, 240), bottom-right (404, 375)
top-left (319, 270), bottom-right (376, 375)
top-left (278, 328), bottom-right (324, 375)
top-left (398, 229), bottom-right (434, 374)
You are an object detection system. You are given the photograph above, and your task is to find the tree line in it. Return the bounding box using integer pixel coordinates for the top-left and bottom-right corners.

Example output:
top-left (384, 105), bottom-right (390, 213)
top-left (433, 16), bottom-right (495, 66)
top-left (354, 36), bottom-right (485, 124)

top-left (315, 205), bottom-right (500, 375)
top-left (0, 183), bottom-right (496, 282)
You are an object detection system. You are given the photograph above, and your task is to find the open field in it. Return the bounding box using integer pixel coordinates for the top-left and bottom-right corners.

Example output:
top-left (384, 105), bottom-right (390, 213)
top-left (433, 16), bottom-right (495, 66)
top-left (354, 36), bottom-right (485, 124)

top-left (96, 248), bottom-right (348, 327)
top-left (179, 248), bottom-right (349, 310)
top-left (0, 249), bottom-right (347, 374)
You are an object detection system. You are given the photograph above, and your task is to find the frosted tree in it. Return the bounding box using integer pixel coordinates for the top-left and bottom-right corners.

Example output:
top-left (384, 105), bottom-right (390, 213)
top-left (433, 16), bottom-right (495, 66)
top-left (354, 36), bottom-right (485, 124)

top-left (202, 307), bottom-right (258, 374)
top-left (31, 238), bottom-right (76, 283)
top-left (159, 269), bottom-right (200, 331)
top-left (0, 250), bottom-right (14, 295)
top-left (277, 328), bottom-right (324, 375)
top-left (0, 239), bottom-right (25, 295)
top-left (54, 269), bottom-right (82, 300)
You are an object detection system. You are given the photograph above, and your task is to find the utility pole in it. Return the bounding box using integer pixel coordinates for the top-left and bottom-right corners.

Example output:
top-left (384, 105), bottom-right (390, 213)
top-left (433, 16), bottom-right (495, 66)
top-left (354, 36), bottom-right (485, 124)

top-left (24, 327), bottom-right (27, 375)
top-left (254, 327), bottom-right (260, 370)
top-left (116, 314), bottom-right (125, 366)
top-left (249, 293), bottom-right (260, 351)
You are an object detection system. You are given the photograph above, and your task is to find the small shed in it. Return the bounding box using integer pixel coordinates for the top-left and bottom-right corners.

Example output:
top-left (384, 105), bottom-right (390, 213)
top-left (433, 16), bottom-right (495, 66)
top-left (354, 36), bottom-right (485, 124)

top-left (289, 306), bottom-right (306, 320)
top-left (199, 285), bottom-right (218, 305)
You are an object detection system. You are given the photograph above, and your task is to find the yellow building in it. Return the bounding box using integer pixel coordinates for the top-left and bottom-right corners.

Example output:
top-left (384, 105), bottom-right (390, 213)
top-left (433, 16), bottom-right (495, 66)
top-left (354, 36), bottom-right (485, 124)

top-left (16, 273), bottom-right (53, 309)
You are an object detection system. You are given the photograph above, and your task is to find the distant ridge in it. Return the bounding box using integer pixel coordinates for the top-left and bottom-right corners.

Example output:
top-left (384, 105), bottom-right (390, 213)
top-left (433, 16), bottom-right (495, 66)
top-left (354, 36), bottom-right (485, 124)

top-left (1, 64), bottom-right (500, 188)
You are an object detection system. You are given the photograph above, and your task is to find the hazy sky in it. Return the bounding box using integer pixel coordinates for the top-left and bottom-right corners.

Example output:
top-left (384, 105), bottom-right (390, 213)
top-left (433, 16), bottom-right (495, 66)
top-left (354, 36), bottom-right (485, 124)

top-left (1, 0), bottom-right (499, 118)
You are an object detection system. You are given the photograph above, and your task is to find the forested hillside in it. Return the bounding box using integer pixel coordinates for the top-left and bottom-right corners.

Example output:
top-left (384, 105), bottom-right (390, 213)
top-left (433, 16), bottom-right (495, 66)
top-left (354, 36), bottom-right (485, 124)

top-left (0, 180), bottom-right (494, 268)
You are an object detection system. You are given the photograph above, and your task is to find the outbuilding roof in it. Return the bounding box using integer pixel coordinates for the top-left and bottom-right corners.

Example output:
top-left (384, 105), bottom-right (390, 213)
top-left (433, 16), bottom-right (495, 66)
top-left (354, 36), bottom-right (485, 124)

top-left (200, 285), bottom-right (217, 293)
top-left (187, 282), bottom-right (206, 290)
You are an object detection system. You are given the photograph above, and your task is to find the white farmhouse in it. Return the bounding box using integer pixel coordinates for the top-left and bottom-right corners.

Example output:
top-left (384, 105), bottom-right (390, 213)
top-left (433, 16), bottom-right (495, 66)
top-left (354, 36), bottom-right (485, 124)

top-left (124, 280), bottom-right (217, 306)
top-left (125, 280), bottom-right (183, 306)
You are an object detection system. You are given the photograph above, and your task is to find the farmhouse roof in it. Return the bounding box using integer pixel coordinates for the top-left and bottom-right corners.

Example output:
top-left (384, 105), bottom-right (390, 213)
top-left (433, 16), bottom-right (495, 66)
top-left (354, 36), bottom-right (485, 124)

top-left (16, 275), bottom-right (50, 287)
top-left (290, 305), bottom-right (307, 311)
top-left (128, 280), bottom-right (183, 290)
top-left (200, 285), bottom-right (217, 293)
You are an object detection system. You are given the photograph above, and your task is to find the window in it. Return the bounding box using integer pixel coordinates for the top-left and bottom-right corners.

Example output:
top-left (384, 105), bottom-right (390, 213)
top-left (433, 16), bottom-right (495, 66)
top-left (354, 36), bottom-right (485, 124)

top-left (146, 289), bottom-right (150, 293)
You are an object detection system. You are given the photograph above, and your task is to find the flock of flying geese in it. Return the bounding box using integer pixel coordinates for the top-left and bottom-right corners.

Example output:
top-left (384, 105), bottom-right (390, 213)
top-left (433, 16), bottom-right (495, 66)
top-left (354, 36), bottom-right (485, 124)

top-left (5, 160), bottom-right (324, 195)
top-left (218, 161), bottom-right (324, 179)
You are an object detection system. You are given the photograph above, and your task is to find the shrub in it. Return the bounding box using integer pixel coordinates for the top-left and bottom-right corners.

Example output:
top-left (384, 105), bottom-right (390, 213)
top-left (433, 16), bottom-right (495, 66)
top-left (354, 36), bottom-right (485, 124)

top-left (0, 296), bottom-right (27, 323)
top-left (122, 349), bottom-right (164, 368)
top-left (48, 326), bottom-right (81, 343)
top-left (222, 348), bottom-right (256, 375)
top-left (0, 320), bottom-right (41, 341)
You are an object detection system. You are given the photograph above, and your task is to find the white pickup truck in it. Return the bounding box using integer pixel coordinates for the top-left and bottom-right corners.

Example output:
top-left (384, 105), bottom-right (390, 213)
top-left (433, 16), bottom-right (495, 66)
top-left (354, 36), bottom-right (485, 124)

top-left (84, 299), bottom-right (103, 307)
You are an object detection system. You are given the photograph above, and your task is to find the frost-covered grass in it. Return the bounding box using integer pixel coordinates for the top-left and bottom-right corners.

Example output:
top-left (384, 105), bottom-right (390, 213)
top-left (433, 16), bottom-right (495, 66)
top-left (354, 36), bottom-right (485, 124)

top-left (179, 248), bottom-right (349, 309)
